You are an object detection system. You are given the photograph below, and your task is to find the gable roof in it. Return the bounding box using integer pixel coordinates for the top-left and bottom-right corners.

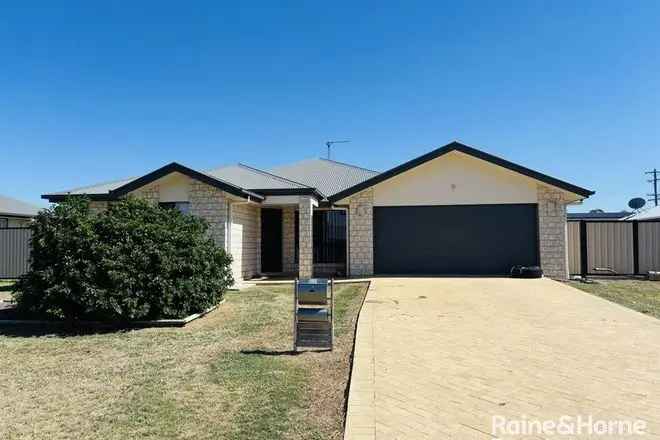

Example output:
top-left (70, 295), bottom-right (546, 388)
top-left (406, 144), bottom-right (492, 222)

top-left (109, 162), bottom-right (265, 201)
top-left (270, 158), bottom-right (379, 198)
top-left (328, 141), bottom-right (595, 203)
top-left (43, 163), bottom-right (265, 202)
top-left (43, 157), bottom-right (379, 203)
top-left (0, 195), bottom-right (42, 218)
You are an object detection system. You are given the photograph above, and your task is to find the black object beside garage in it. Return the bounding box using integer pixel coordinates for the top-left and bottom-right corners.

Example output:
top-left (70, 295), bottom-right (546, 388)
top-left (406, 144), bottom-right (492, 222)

top-left (373, 204), bottom-right (539, 275)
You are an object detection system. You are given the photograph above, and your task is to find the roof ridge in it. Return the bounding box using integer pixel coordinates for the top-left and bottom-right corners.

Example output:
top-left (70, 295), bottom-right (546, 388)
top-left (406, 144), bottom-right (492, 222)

top-left (318, 157), bottom-right (380, 174)
top-left (237, 163), bottom-right (313, 188)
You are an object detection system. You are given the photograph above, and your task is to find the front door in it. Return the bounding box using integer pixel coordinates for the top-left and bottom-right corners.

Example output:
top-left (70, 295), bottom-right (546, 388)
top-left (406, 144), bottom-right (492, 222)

top-left (261, 208), bottom-right (283, 272)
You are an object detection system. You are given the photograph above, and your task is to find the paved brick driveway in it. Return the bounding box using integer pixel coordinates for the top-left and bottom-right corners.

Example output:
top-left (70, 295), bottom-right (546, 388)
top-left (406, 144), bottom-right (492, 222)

top-left (344, 278), bottom-right (660, 439)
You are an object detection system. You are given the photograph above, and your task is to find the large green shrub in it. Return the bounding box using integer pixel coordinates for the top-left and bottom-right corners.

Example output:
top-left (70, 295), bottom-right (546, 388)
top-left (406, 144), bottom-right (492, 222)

top-left (15, 197), bottom-right (233, 321)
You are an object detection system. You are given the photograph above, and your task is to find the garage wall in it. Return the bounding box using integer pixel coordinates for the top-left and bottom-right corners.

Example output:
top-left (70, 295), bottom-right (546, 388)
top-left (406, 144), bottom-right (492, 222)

top-left (372, 151), bottom-right (539, 206)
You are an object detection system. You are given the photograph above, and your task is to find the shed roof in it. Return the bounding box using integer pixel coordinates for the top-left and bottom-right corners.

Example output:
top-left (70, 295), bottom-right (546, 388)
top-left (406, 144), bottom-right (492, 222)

top-left (0, 195), bottom-right (42, 217)
top-left (567, 211), bottom-right (631, 220)
top-left (624, 205), bottom-right (660, 220)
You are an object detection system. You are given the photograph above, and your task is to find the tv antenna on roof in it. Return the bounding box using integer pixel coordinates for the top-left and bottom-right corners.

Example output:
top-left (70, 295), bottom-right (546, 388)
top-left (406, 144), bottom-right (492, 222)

top-left (325, 140), bottom-right (350, 160)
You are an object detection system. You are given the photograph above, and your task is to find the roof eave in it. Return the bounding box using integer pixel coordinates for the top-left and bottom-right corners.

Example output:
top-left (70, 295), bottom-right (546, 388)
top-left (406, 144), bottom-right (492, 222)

top-left (41, 193), bottom-right (116, 203)
top-left (251, 187), bottom-right (325, 200)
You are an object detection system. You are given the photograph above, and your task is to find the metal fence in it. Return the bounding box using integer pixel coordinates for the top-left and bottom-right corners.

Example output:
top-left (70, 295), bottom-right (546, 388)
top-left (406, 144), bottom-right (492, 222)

top-left (0, 228), bottom-right (32, 279)
top-left (567, 220), bottom-right (660, 276)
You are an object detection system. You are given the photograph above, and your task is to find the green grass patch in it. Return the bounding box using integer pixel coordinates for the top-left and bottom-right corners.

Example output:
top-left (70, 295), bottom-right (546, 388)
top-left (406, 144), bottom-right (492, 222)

top-left (211, 352), bottom-right (315, 440)
top-left (569, 279), bottom-right (660, 319)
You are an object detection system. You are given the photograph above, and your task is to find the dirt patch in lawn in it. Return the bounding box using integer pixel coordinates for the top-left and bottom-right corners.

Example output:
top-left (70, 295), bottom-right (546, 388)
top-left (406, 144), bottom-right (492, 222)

top-left (568, 279), bottom-right (660, 319)
top-left (0, 282), bottom-right (368, 440)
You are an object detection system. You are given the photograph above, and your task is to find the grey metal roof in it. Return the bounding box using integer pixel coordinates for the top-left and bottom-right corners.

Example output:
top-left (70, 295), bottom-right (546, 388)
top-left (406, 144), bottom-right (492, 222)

top-left (45, 158), bottom-right (378, 200)
top-left (46, 177), bottom-right (136, 197)
top-left (207, 164), bottom-right (310, 190)
top-left (0, 195), bottom-right (42, 217)
top-left (624, 206), bottom-right (660, 220)
top-left (269, 158), bottom-right (380, 197)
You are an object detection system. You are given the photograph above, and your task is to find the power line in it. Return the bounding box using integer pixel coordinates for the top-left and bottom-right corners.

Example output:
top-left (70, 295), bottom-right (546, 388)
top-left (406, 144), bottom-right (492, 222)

top-left (646, 168), bottom-right (659, 206)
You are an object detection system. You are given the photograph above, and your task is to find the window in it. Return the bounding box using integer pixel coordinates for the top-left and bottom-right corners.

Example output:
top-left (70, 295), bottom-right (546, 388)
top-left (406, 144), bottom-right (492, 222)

top-left (159, 202), bottom-right (190, 214)
top-left (0, 218), bottom-right (7, 228)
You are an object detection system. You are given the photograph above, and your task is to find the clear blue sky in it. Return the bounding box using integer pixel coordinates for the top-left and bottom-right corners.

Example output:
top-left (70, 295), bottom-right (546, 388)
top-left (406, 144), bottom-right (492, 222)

top-left (2, 1), bottom-right (659, 211)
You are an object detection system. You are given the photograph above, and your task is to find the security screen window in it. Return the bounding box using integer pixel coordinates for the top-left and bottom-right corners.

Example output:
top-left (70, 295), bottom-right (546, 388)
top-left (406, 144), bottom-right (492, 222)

top-left (159, 202), bottom-right (190, 214)
top-left (0, 218), bottom-right (8, 228)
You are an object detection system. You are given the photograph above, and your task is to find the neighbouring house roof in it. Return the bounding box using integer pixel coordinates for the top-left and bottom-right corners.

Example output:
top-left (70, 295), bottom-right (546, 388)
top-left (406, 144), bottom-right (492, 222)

top-left (328, 141), bottom-right (595, 203)
top-left (624, 205), bottom-right (660, 221)
top-left (0, 195), bottom-right (42, 218)
top-left (269, 158), bottom-right (380, 198)
top-left (567, 211), bottom-right (631, 220)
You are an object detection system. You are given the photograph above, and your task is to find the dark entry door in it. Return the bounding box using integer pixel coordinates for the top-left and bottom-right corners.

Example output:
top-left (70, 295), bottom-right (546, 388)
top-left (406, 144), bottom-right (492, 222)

top-left (373, 204), bottom-right (539, 275)
top-left (261, 209), bottom-right (283, 272)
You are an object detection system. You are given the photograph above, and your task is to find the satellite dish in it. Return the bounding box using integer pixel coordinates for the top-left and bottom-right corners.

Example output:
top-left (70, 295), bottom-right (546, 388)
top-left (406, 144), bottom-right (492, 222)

top-left (628, 197), bottom-right (646, 210)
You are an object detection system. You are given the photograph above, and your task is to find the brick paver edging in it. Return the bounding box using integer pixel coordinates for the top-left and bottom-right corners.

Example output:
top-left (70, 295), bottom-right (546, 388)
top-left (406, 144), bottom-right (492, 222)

top-left (343, 281), bottom-right (377, 440)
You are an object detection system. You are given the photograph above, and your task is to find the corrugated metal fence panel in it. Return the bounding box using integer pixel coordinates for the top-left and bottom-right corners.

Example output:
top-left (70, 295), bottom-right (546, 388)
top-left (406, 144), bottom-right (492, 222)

top-left (0, 228), bottom-right (32, 278)
top-left (639, 222), bottom-right (660, 273)
top-left (586, 222), bottom-right (634, 274)
top-left (567, 222), bottom-right (581, 275)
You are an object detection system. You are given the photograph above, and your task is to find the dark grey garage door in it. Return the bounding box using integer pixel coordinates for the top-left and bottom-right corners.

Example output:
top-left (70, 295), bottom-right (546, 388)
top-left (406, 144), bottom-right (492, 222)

top-left (374, 204), bottom-right (539, 275)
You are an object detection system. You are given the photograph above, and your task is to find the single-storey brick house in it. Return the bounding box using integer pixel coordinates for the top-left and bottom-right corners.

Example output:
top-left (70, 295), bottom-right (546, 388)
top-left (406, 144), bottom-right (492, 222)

top-left (43, 142), bottom-right (594, 281)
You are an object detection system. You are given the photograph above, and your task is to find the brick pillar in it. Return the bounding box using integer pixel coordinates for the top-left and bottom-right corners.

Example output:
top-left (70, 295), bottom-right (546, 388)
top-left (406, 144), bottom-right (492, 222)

top-left (537, 184), bottom-right (569, 279)
top-left (298, 196), bottom-right (314, 279)
top-left (348, 189), bottom-right (374, 277)
top-left (282, 207), bottom-right (297, 274)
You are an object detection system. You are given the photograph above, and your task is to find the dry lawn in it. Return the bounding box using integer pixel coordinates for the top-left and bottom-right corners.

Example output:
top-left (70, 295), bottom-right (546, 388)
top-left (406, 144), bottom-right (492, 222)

top-left (568, 279), bottom-right (660, 319)
top-left (0, 282), bottom-right (368, 440)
